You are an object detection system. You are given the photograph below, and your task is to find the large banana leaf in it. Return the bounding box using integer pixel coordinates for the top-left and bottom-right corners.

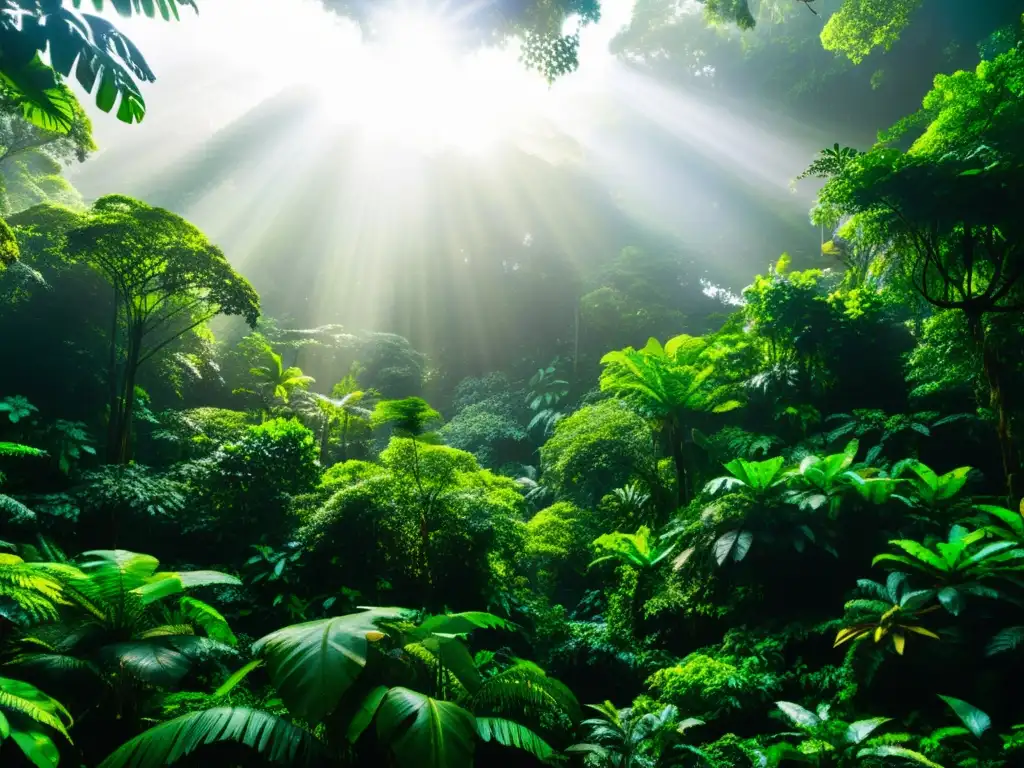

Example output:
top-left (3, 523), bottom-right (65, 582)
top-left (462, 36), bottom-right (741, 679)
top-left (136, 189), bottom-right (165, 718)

top-left (97, 707), bottom-right (319, 768)
top-left (376, 687), bottom-right (477, 768)
top-left (77, 550), bottom-right (159, 596)
top-left (252, 607), bottom-right (410, 723)
top-left (133, 570), bottom-right (241, 604)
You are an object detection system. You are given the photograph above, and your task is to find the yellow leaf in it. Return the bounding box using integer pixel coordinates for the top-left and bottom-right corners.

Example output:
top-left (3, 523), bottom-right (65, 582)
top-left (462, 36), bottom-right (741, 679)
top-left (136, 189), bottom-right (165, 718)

top-left (880, 605), bottom-right (900, 622)
top-left (365, 631), bottom-right (385, 642)
top-left (834, 627), bottom-right (867, 647)
top-left (874, 626), bottom-right (887, 643)
top-left (892, 633), bottom-right (905, 655)
top-left (905, 625), bottom-right (941, 640)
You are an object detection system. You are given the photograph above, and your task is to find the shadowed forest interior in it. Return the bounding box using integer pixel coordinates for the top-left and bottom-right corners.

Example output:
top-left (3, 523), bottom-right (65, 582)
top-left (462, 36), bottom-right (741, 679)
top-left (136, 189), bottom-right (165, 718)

top-left (1, 0), bottom-right (1024, 766)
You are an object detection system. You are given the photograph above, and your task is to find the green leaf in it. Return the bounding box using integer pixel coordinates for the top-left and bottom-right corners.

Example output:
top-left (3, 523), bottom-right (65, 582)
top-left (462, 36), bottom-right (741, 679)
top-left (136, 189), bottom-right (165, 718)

top-left (179, 597), bottom-right (236, 645)
top-left (10, 727), bottom-right (61, 768)
top-left (419, 636), bottom-right (482, 693)
top-left (376, 688), bottom-right (476, 768)
top-left (887, 540), bottom-right (949, 572)
top-left (845, 717), bottom-right (890, 744)
top-left (935, 467), bottom-right (971, 501)
top-left (134, 570), bottom-right (241, 604)
top-left (937, 587), bottom-right (963, 616)
top-left (476, 717), bottom-right (553, 760)
top-left (714, 530), bottom-right (753, 565)
top-left (346, 685), bottom-right (388, 744)
top-left (252, 607), bottom-right (409, 722)
top-left (416, 612), bottom-right (516, 636)
top-left (96, 707), bottom-right (318, 768)
top-left (214, 659), bottom-right (263, 698)
top-left (856, 745), bottom-right (944, 767)
top-left (102, 637), bottom-right (222, 688)
top-left (975, 504), bottom-right (1024, 538)
top-left (986, 626), bottom-right (1024, 656)
top-left (775, 701), bottom-right (820, 729)
top-left (938, 695), bottom-right (991, 738)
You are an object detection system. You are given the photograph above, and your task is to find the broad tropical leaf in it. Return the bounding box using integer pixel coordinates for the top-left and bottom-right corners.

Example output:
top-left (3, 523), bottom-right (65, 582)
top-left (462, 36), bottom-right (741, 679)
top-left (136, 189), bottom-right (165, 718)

top-left (417, 612), bottom-right (516, 636)
top-left (252, 607), bottom-right (409, 722)
top-left (346, 685), bottom-right (388, 744)
top-left (376, 687), bottom-right (477, 768)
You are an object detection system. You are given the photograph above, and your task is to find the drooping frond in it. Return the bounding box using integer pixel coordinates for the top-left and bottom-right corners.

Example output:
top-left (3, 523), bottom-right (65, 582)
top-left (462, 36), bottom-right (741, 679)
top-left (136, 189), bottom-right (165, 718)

top-left (0, 494), bottom-right (36, 524)
top-left (0, 676), bottom-right (73, 739)
top-left (0, 554), bottom-right (71, 623)
top-left (178, 597), bottom-right (237, 645)
top-left (476, 717), bottom-right (554, 761)
top-left (97, 707), bottom-right (320, 768)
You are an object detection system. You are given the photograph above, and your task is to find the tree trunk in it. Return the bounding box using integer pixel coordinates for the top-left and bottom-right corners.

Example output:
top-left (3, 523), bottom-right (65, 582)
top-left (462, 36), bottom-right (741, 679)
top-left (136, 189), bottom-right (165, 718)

top-left (319, 413), bottom-right (330, 464)
top-left (105, 291), bottom-right (121, 463)
top-left (670, 422), bottom-right (689, 509)
top-left (340, 414), bottom-right (349, 462)
top-left (970, 313), bottom-right (1020, 500)
top-left (115, 325), bottom-right (144, 464)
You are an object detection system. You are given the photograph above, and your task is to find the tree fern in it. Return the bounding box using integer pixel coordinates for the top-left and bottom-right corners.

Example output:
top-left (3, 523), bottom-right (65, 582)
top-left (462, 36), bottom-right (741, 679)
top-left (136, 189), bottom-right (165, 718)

top-left (97, 707), bottom-right (320, 768)
top-left (470, 660), bottom-right (580, 722)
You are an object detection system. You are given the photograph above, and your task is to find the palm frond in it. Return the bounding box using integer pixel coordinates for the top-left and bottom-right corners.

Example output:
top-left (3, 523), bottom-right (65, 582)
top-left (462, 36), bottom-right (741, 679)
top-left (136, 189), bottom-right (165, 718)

top-left (97, 707), bottom-right (319, 768)
top-left (476, 717), bottom-right (554, 761)
top-left (0, 676), bottom-right (73, 739)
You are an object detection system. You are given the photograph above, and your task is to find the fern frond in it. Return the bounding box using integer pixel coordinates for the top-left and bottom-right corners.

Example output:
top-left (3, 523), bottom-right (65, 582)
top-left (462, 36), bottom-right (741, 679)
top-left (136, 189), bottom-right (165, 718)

top-left (139, 625), bottom-right (196, 639)
top-left (0, 494), bottom-right (36, 523)
top-left (987, 626), bottom-right (1024, 656)
top-left (470, 661), bottom-right (580, 722)
top-left (0, 676), bottom-right (73, 739)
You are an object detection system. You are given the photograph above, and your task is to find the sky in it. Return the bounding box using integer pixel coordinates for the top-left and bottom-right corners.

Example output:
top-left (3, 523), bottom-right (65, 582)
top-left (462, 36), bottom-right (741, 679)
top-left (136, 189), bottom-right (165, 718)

top-left (65, 0), bottom-right (833, 327)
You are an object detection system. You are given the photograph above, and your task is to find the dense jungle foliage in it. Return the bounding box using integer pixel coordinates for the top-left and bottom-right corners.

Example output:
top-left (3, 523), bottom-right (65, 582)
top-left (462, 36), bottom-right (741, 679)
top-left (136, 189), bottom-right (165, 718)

top-left (0, 1), bottom-right (1023, 767)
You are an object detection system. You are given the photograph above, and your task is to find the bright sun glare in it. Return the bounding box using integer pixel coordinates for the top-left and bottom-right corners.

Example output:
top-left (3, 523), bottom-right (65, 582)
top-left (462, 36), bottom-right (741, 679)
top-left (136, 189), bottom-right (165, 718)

top-left (301, 6), bottom-right (553, 153)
